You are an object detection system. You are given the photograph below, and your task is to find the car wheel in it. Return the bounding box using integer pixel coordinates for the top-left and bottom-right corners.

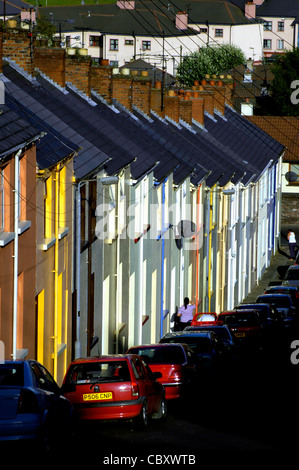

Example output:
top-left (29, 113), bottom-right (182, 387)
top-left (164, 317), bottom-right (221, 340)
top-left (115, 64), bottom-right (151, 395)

top-left (133, 401), bottom-right (148, 430)
top-left (153, 396), bottom-right (167, 421)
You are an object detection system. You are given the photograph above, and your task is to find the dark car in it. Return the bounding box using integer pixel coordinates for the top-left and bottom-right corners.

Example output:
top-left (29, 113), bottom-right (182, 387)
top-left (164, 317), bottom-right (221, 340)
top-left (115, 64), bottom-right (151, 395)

top-left (264, 286), bottom-right (299, 309)
top-left (234, 303), bottom-right (284, 331)
top-left (217, 309), bottom-right (264, 349)
top-left (0, 360), bottom-right (73, 449)
top-left (184, 324), bottom-right (239, 359)
top-left (62, 355), bottom-right (166, 429)
top-left (159, 331), bottom-right (224, 371)
top-left (256, 294), bottom-right (296, 328)
top-left (283, 265), bottom-right (299, 288)
top-left (127, 343), bottom-right (200, 400)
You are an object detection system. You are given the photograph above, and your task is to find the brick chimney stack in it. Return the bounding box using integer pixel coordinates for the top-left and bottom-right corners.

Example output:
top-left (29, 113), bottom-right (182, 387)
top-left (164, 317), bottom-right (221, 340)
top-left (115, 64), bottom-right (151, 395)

top-left (164, 92), bottom-right (180, 123)
top-left (65, 55), bottom-right (92, 98)
top-left (91, 61), bottom-right (113, 104)
top-left (35, 47), bottom-right (66, 88)
top-left (176, 12), bottom-right (188, 30)
top-left (3, 28), bottom-right (35, 77)
top-left (245, 2), bottom-right (256, 19)
top-left (132, 75), bottom-right (152, 116)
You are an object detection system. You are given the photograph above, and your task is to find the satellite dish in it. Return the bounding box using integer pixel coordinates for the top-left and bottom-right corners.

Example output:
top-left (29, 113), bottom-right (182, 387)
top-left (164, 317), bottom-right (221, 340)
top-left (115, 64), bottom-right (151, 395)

top-left (285, 171), bottom-right (298, 183)
top-left (177, 220), bottom-right (196, 238)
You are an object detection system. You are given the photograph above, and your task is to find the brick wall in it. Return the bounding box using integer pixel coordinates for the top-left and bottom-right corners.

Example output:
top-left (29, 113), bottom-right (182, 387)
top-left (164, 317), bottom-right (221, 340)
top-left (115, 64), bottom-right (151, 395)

top-left (191, 97), bottom-right (204, 125)
top-left (196, 90), bottom-right (214, 115)
top-left (35, 47), bottom-right (65, 87)
top-left (281, 193), bottom-right (299, 225)
top-left (150, 88), bottom-right (164, 118)
top-left (132, 78), bottom-right (151, 115)
top-left (65, 56), bottom-right (92, 97)
top-left (91, 64), bottom-right (113, 103)
top-left (164, 95), bottom-right (180, 123)
top-left (3, 28), bottom-right (35, 76)
top-left (179, 98), bottom-right (192, 125)
top-left (112, 76), bottom-right (132, 111)
top-left (204, 84), bottom-right (226, 115)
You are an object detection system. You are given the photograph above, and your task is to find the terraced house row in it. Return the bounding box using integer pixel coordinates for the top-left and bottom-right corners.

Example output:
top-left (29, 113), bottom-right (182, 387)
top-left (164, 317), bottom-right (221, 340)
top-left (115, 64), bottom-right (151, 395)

top-left (0, 26), bottom-right (284, 383)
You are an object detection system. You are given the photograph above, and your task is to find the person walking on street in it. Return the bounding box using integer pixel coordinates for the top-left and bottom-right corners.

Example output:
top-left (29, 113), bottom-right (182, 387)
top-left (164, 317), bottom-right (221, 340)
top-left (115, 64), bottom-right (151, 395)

top-left (287, 229), bottom-right (297, 260)
top-left (177, 297), bottom-right (196, 330)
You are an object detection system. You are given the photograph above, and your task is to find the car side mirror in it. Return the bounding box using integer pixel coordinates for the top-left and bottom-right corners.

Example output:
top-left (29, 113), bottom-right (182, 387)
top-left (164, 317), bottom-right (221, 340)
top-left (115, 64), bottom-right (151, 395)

top-left (152, 372), bottom-right (162, 380)
top-left (60, 383), bottom-right (76, 394)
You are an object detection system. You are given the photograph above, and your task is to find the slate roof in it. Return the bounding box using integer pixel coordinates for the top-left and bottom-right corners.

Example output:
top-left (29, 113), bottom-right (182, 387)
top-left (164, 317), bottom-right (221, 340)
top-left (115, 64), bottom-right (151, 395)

top-left (246, 116), bottom-right (299, 163)
top-left (6, 95), bottom-right (79, 169)
top-left (38, 0), bottom-right (251, 39)
top-left (222, 0), bottom-right (299, 19)
top-left (0, 104), bottom-right (42, 159)
top-left (0, 0), bottom-right (34, 16)
top-left (2, 54), bottom-right (284, 189)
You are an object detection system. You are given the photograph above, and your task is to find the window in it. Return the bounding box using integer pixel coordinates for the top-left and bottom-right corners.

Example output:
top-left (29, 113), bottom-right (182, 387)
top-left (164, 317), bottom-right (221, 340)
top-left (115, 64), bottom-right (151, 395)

top-left (264, 21), bottom-right (272, 31)
top-left (142, 40), bottom-right (151, 50)
top-left (110, 39), bottom-right (118, 50)
top-left (89, 35), bottom-right (100, 47)
top-left (0, 170), bottom-right (4, 232)
top-left (44, 175), bottom-right (53, 239)
top-left (263, 39), bottom-right (272, 49)
top-left (278, 21), bottom-right (284, 31)
top-left (277, 39), bottom-right (284, 50)
top-left (215, 29), bottom-right (223, 37)
top-left (110, 60), bottom-right (119, 67)
top-left (125, 39), bottom-right (133, 45)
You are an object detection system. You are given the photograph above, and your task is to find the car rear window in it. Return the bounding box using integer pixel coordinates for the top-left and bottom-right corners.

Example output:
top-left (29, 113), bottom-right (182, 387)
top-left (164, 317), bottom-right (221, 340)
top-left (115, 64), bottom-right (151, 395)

top-left (286, 269), bottom-right (299, 280)
top-left (219, 312), bottom-right (259, 326)
top-left (257, 296), bottom-right (291, 307)
top-left (65, 361), bottom-right (131, 384)
top-left (129, 346), bottom-right (186, 364)
top-left (0, 364), bottom-right (24, 386)
top-left (162, 337), bottom-right (213, 354)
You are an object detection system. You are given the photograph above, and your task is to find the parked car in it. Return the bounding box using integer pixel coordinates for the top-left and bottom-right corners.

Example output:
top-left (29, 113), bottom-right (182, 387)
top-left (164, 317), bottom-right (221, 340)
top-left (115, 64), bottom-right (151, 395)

top-left (255, 294), bottom-right (296, 328)
top-left (190, 312), bottom-right (217, 326)
top-left (62, 355), bottom-right (166, 429)
top-left (217, 309), bottom-right (264, 348)
top-left (234, 303), bottom-right (284, 331)
top-left (0, 360), bottom-right (73, 450)
top-left (127, 343), bottom-right (200, 400)
top-left (159, 331), bottom-right (224, 371)
top-left (184, 324), bottom-right (239, 359)
top-left (264, 286), bottom-right (299, 308)
top-left (283, 265), bottom-right (299, 288)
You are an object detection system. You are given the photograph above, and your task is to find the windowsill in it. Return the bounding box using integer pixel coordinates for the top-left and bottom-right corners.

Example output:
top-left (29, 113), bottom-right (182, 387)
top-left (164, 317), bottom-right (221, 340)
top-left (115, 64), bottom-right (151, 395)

top-left (58, 227), bottom-right (69, 240)
top-left (42, 236), bottom-right (56, 251)
top-left (0, 231), bottom-right (15, 246)
top-left (18, 220), bottom-right (31, 235)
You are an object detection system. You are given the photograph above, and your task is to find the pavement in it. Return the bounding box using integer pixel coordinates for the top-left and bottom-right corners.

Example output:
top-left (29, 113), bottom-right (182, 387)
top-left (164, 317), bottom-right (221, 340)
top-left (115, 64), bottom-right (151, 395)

top-left (241, 224), bottom-right (298, 304)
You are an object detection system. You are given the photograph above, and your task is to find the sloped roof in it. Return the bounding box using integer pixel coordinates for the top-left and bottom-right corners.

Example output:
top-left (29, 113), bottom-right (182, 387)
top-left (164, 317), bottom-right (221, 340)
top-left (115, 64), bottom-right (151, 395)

top-left (219, 0), bottom-right (299, 19)
top-left (246, 116), bottom-right (299, 163)
top-left (0, 104), bottom-right (42, 159)
top-left (0, 0), bottom-right (34, 16)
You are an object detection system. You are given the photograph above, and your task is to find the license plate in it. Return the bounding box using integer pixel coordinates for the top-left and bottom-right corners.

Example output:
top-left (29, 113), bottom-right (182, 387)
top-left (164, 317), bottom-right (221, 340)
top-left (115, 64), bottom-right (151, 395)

top-left (83, 392), bottom-right (113, 401)
top-left (235, 333), bottom-right (245, 337)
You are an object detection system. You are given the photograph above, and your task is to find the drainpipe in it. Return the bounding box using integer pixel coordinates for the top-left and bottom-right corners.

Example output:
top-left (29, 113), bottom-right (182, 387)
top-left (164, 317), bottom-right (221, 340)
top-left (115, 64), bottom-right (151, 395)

top-left (12, 149), bottom-right (22, 361)
top-left (75, 182), bottom-right (82, 359)
top-left (160, 178), bottom-right (167, 338)
top-left (53, 165), bottom-right (59, 380)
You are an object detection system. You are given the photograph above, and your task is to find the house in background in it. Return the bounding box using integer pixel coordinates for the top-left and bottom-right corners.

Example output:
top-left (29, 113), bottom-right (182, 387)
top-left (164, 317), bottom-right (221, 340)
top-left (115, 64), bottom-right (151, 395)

top-left (38, 0), bottom-right (263, 75)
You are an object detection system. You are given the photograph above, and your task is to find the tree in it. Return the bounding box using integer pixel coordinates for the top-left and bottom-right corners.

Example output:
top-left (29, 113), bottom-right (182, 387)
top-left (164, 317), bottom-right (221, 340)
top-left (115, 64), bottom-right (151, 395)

top-left (176, 44), bottom-right (246, 87)
top-left (256, 49), bottom-right (299, 116)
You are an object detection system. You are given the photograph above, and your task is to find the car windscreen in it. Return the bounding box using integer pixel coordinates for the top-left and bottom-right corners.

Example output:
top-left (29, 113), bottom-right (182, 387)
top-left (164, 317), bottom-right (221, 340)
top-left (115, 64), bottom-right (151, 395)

top-left (129, 346), bottom-right (186, 364)
top-left (219, 313), bottom-right (259, 327)
top-left (162, 337), bottom-right (212, 354)
top-left (65, 361), bottom-right (131, 384)
top-left (0, 364), bottom-right (24, 386)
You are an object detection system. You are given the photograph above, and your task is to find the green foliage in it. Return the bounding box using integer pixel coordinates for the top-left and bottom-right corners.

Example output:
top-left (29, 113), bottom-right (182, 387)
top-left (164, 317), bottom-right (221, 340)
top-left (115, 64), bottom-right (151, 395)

top-left (35, 15), bottom-right (57, 38)
top-left (176, 44), bottom-right (246, 86)
top-left (269, 48), bottom-right (299, 116)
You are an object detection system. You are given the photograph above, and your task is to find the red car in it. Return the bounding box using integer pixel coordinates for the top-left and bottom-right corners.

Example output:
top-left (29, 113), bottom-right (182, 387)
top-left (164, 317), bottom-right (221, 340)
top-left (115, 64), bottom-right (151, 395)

top-left (191, 312), bottom-right (218, 326)
top-left (62, 355), bottom-right (166, 429)
top-left (217, 309), bottom-right (264, 346)
top-left (127, 343), bottom-right (200, 400)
